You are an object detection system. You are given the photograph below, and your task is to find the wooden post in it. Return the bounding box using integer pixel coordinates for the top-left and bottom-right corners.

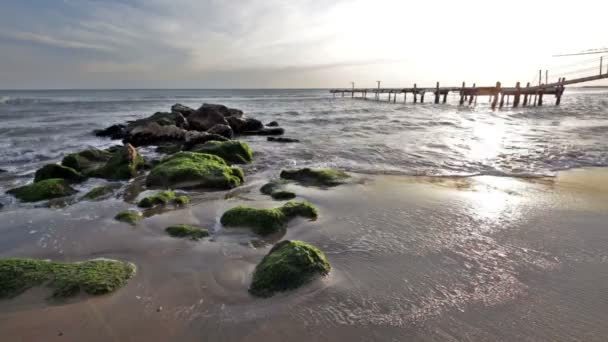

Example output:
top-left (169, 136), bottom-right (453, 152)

top-left (459, 81), bottom-right (465, 105)
top-left (513, 82), bottom-right (521, 107)
top-left (342, 91), bottom-right (344, 97)
top-left (421, 91), bottom-right (425, 103)
top-left (413, 84), bottom-right (418, 104)
top-left (556, 78), bottom-right (565, 105)
top-left (491, 82), bottom-right (501, 110)
top-left (601, 57), bottom-right (603, 75)
top-left (435, 82), bottom-right (440, 104)
top-left (506, 95), bottom-right (510, 106)
top-left (500, 93), bottom-right (505, 108)
top-left (538, 85), bottom-right (544, 106)
top-left (523, 82), bottom-right (530, 106)
top-left (442, 91), bottom-right (447, 104)
top-left (388, 91), bottom-right (391, 102)
top-left (404, 92), bottom-right (407, 103)
top-left (469, 83), bottom-right (476, 105)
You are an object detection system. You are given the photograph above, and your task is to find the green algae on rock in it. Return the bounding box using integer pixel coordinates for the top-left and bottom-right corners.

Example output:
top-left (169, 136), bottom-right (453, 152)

top-left (34, 164), bottom-right (86, 183)
top-left (260, 181), bottom-right (296, 200)
top-left (190, 140), bottom-right (253, 164)
top-left (280, 168), bottom-right (350, 186)
top-left (62, 148), bottom-right (113, 174)
top-left (114, 210), bottom-right (143, 225)
top-left (271, 190), bottom-right (296, 200)
top-left (7, 178), bottom-right (77, 202)
top-left (165, 225), bottom-right (209, 240)
top-left (220, 201), bottom-right (318, 236)
top-left (0, 258), bottom-right (135, 299)
top-left (83, 186), bottom-right (114, 200)
top-left (89, 144), bottom-right (145, 180)
top-left (146, 152), bottom-right (244, 189)
top-left (249, 240), bottom-right (330, 297)
top-left (137, 190), bottom-right (190, 208)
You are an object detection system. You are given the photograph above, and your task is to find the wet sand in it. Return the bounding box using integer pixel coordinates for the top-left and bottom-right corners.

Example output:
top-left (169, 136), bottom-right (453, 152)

top-left (1, 168), bottom-right (608, 341)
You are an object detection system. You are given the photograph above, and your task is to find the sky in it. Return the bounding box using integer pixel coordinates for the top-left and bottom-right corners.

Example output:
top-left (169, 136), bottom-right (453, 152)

top-left (0, 0), bottom-right (607, 89)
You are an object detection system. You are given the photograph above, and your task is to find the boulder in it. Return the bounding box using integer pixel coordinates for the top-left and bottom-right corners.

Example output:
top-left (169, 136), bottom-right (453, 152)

top-left (188, 106), bottom-right (229, 131)
top-left (114, 210), bottom-right (142, 226)
top-left (280, 168), bottom-right (350, 186)
top-left (182, 132), bottom-right (229, 151)
top-left (249, 240), bottom-right (330, 297)
top-left (220, 201), bottom-right (317, 236)
top-left (200, 103), bottom-right (243, 118)
top-left (260, 181), bottom-right (296, 200)
top-left (266, 121), bottom-right (279, 127)
top-left (7, 178), bottom-right (77, 202)
top-left (94, 124), bottom-right (126, 140)
top-left (165, 225), bottom-right (209, 240)
top-left (137, 190), bottom-right (189, 208)
top-left (267, 137), bottom-right (299, 143)
top-left (190, 141), bottom-right (253, 164)
top-left (83, 186), bottom-right (114, 200)
top-left (34, 164), bottom-right (86, 183)
top-left (62, 149), bottom-right (113, 175)
top-left (155, 143), bottom-right (183, 154)
top-left (89, 144), bottom-right (144, 180)
top-left (207, 124), bottom-right (234, 139)
top-left (146, 152), bottom-right (244, 190)
top-left (242, 127), bottom-right (285, 136)
top-left (124, 123), bottom-right (188, 147)
top-left (126, 112), bottom-right (185, 131)
top-left (171, 103), bottom-right (195, 117)
top-left (227, 117), bottom-right (264, 134)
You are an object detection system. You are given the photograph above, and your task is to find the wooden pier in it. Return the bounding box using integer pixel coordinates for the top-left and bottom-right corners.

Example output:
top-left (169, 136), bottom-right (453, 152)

top-left (330, 71), bottom-right (608, 109)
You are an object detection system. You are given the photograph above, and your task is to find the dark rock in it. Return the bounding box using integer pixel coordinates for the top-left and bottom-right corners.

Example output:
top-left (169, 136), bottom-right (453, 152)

top-left (280, 168), bottom-right (350, 186)
top-left (126, 112), bottom-right (183, 132)
top-left (267, 137), bottom-right (299, 143)
top-left (34, 164), bottom-right (86, 183)
top-left (188, 106), bottom-right (229, 131)
top-left (182, 132), bottom-right (229, 151)
top-left (7, 179), bottom-right (77, 202)
top-left (171, 103), bottom-right (195, 117)
top-left (155, 143), bottom-right (182, 154)
top-left (88, 144), bottom-right (145, 180)
top-left (0, 169), bottom-right (6, 173)
top-left (242, 127), bottom-right (285, 136)
top-left (200, 103), bottom-right (243, 118)
top-left (227, 117), bottom-right (264, 134)
top-left (174, 112), bottom-right (189, 130)
top-left (94, 124), bottom-right (126, 140)
top-left (124, 123), bottom-right (189, 147)
top-left (0, 203), bottom-right (3, 210)
top-left (207, 124), bottom-right (234, 139)
top-left (62, 149), bottom-right (113, 175)
top-left (266, 121), bottom-right (279, 127)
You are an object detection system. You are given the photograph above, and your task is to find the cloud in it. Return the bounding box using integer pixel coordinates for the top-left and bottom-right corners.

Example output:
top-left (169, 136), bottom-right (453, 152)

top-left (0, 30), bottom-right (114, 52)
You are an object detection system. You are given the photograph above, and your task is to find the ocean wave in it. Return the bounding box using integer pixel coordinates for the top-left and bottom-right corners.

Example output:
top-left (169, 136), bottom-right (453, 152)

top-left (0, 97), bottom-right (56, 105)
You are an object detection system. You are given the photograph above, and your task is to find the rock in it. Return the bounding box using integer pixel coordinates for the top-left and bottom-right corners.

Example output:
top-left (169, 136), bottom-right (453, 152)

top-left (88, 144), bottom-right (144, 180)
top-left (165, 225), bottom-right (209, 240)
top-left (200, 103), bottom-right (243, 118)
top-left (124, 123), bottom-right (189, 147)
top-left (182, 132), bottom-right (229, 151)
top-left (114, 210), bottom-right (143, 226)
top-left (94, 124), bottom-right (127, 140)
top-left (146, 152), bottom-right (244, 190)
top-left (0, 258), bottom-right (135, 299)
top-left (0, 203), bottom-right (4, 210)
top-left (280, 168), bottom-right (349, 186)
top-left (62, 149), bottom-right (113, 175)
top-left (0, 169), bottom-right (6, 173)
top-left (207, 124), bottom-right (234, 139)
top-left (266, 121), bottom-right (279, 127)
top-left (227, 117), bottom-right (263, 134)
top-left (260, 181), bottom-right (295, 200)
top-left (34, 164), bottom-right (86, 183)
top-left (155, 143), bottom-right (182, 155)
top-left (137, 190), bottom-right (189, 208)
top-left (249, 240), bottom-right (330, 297)
top-left (126, 112), bottom-right (185, 131)
top-left (242, 127), bottom-right (285, 136)
top-left (190, 141), bottom-right (253, 164)
top-left (267, 137), bottom-right (299, 143)
top-left (271, 191), bottom-right (296, 200)
top-left (83, 186), bottom-right (114, 200)
top-left (188, 105), bottom-right (229, 131)
top-left (171, 103), bottom-right (195, 117)
top-left (7, 179), bottom-right (77, 202)
top-left (174, 112), bottom-right (189, 129)
top-left (220, 201), bottom-right (317, 236)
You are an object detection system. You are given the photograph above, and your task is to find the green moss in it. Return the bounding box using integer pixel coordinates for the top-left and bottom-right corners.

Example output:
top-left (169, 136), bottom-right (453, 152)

top-left (280, 168), bottom-right (350, 186)
top-left (156, 143), bottom-right (183, 154)
top-left (34, 164), bottom-right (85, 183)
top-left (191, 140), bottom-right (253, 164)
top-left (61, 149), bottom-right (112, 174)
top-left (7, 179), bottom-right (77, 202)
top-left (0, 258), bottom-right (135, 299)
top-left (114, 210), bottom-right (143, 226)
top-left (220, 201), bottom-right (318, 236)
top-left (90, 144), bottom-right (144, 180)
top-left (165, 225), bottom-right (209, 240)
top-left (83, 186), bottom-right (114, 200)
top-left (271, 191), bottom-right (296, 200)
top-left (138, 190), bottom-right (176, 208)
top-left (249, 240), bottom-right (330, 297)
top-left (174, 195), bottom-right (190, 206)
top-left (260, 181), bottom-right (282, 195)
top-left (146, 152), bottom-right (244, 189)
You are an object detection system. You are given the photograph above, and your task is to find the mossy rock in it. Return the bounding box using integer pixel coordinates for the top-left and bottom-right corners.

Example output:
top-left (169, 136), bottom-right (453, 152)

top-left (137, 190), bottom-right (189, 208)
top-left (34, 164), bottom-right (85, 183)
top-left (220, 201), bottom-right (318, 236)
top-left (89, 144), bottom-right (145, 180)
top-left (114, 210), bottom-right (143, 226)
top-left (280, 168), bottom-right (350, 186)
top-left (271, 191), bottom-right (296, 200)
top-left (7, 179), bottom-right (77, 202)
top-left (83, 186), bottom-right (114, 200)
top-left (191, 141), bottom-right (253, 164)
top-left (62, 149), bottom-right (113, 174)
top-left (249, 240), bottom-right (330, 297)
top-left (165, 225), bottom-right (209, 240)
top-left (0, 258), bottom-right (135, 299)
top-left (260, 181), bottom-right (296, 200)
top-left (146, 152), bottom-right (244, 189)
top-left (156, 143), bottom-right (183, 154)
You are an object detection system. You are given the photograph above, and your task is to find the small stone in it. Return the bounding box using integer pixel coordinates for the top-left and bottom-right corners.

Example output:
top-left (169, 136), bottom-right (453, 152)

top-left (157, 306), bottom-right (163, 312)
top-left (267, 137), bottom-right (299, 143)
top-left (266, 121), bottom-right (279, 127)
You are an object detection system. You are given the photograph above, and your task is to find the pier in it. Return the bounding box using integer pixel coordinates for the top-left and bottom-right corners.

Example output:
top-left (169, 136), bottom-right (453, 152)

top-left (330, 64), bottom-right (608, 109)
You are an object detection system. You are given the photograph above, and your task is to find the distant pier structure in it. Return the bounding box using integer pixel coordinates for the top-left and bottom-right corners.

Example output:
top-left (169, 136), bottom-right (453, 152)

top-left (331, 64), bottom-right (608, 109)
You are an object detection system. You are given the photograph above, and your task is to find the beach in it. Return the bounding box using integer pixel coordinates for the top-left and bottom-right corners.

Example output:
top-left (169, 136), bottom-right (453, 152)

top-left (1, 167), bottom-right (607, 341)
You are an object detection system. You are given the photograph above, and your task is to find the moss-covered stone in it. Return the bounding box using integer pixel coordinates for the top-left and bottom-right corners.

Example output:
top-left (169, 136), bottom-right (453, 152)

top-left (89, 144), bottom-right (144, 180)
top-left (114, 210), bottom-right (143, 225)
top-left (83, 186), bottom-right (114, 200)
top-left (155, 143), bottom-right (183, 154)
top-left (0, 258), bottom-right (135, 299)
top-left (174, 195), bottom-right (190, 205)
top-left (34, 164), bottom-right (85, 183)
top-left (146, 152), bottom-right (244, 189)
top-left (191, 141), bottom-right (253, 164)
top-left (280, 168), bottom-right (350, 186)
top-left (137, 190), bottom-right (190, 208)
top-left (249, 240), bottom-right (330, 297)
top-left (61, 149), bottom-right (113, 174)
top-left (271, 191), bottom-right (296, 200)
top-left (260, 181), bottom-right (296, 200)
top-left (7, 179), bottom-right (77, 202)
top-left (165, 225), bottom-right (209, 240)
top-left (220, 201), bottom-right (318, 236)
